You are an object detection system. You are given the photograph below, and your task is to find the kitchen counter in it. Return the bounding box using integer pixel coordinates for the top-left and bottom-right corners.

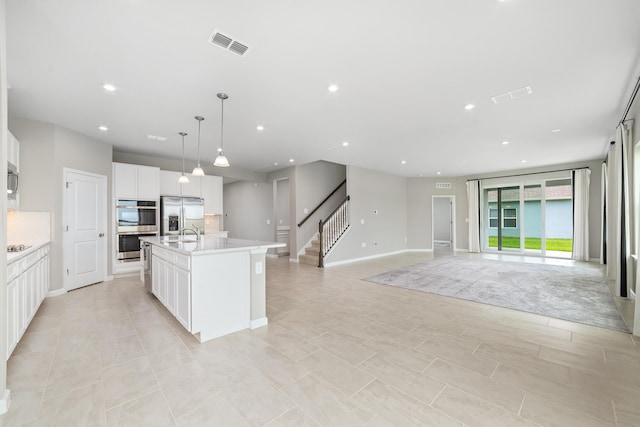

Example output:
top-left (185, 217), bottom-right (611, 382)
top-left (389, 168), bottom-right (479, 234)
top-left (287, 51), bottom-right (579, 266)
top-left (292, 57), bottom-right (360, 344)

top-left (7, 240), bottom-right (50, 263)
top-left (142, 235), bottom-right (284, 342)
top-left (140, 235), bottom-right (283, 256)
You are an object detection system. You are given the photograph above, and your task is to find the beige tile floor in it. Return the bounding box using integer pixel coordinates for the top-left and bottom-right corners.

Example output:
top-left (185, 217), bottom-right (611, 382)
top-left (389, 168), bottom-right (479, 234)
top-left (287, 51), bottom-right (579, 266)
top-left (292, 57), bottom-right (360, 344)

top-left (2, 250), bottom-right (639, 426)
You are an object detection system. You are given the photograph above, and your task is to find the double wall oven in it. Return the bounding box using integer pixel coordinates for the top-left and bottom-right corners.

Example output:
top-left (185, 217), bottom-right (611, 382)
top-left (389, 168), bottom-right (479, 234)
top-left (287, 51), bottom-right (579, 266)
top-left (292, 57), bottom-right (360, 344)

top-left (116, 200), bottom-right (158, 262)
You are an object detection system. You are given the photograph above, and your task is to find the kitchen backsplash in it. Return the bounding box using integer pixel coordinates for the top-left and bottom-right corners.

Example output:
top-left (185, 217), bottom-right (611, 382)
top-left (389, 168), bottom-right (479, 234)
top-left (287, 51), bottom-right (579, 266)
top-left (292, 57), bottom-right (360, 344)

top-left (204, 214), bottom-right (222, 234)
top-left (7, 210), bottom-right (51, 244)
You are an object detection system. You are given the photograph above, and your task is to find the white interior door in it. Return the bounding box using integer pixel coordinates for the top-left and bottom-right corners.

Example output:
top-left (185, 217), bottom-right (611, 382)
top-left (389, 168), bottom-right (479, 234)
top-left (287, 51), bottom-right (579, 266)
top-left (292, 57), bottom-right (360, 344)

top-left (432, 195), bottom-right (455, 249)
top-left (64, 169), bottom-right (106, 291)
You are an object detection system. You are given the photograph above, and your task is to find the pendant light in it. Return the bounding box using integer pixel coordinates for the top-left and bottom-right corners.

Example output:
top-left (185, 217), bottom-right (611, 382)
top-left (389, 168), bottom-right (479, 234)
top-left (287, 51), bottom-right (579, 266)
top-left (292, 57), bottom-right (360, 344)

top-left (178, 132), bottom-right (190, 184)
top-left (192, 116), bottom-right (205, 176)
top-left (213, 93), bottom-right (230, 168)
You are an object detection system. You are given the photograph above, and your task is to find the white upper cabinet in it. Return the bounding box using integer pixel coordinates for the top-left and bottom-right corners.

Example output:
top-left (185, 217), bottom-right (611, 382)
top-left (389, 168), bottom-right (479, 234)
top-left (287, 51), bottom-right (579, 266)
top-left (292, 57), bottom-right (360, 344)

top-left (202, 175), bottom-right (223, 214)
top-left (137, 165), bottom-right (160, 199)
top-left (160, 170), bottom-right (181, 196)
top-left (160, 170), bottom-right (202, 198)
top-left (113, 162), bottom-right (160, 200)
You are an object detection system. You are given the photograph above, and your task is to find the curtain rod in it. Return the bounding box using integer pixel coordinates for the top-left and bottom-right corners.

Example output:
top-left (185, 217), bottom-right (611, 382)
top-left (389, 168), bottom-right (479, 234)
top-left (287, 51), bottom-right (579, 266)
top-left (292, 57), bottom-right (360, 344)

top-left (619, 74), bottom-right (640, 125)
top-left (466, 166), bottom-right (589, 182)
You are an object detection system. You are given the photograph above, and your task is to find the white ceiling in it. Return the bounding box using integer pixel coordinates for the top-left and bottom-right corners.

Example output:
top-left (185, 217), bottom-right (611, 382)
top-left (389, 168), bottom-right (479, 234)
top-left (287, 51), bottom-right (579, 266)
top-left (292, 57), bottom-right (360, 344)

top-left (6, 0), bottom-right (640, 178)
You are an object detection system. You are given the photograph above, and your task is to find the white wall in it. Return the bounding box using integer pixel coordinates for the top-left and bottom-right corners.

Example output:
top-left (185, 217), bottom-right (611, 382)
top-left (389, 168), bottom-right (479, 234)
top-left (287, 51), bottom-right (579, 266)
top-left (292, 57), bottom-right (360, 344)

top-left (8, 117), bottom-right (113, 291)
top-left (0, 0), bottom-right (8, 408)
top-left (275, 179), bottom-right (290, 227)
top-left (327, 166), bottom-right (407, 264)
top-left (223, 180), bottom-right (273, 242)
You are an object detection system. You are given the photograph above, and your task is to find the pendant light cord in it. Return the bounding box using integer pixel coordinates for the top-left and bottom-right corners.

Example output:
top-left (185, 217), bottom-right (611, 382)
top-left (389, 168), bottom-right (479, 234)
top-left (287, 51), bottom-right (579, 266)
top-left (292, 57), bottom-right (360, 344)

top-left (197, 120), bottom-right (201, 166)
top-left (220, 98), bottom-right (225, 152)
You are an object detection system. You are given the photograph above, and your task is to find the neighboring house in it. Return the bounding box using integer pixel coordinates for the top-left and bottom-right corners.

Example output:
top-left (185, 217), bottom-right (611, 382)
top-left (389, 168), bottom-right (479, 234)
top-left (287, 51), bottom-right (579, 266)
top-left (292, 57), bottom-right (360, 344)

top-left (487, 185), bottom-right (573, 239)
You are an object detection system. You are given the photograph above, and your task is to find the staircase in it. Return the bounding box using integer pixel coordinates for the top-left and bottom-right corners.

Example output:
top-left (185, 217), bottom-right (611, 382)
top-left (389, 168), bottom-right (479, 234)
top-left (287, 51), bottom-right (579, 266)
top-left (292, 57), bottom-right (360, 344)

top-left (299, 237), bottom-right (320, 266)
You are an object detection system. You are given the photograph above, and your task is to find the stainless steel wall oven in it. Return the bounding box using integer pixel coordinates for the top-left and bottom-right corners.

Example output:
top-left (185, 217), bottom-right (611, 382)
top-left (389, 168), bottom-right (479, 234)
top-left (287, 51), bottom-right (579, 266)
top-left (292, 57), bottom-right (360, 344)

top-left (115, 200), bottom-right (158, 262)
top-left (116, 200), bottom-right (158, 232)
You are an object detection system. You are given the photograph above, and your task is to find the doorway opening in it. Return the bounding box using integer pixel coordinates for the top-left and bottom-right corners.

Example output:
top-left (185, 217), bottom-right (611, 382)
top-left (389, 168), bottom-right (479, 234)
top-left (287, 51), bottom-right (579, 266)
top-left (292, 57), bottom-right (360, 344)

top-left (432, 195), bottom-right (455, 253)
top-left (273, 178), bottom-right (290, 257)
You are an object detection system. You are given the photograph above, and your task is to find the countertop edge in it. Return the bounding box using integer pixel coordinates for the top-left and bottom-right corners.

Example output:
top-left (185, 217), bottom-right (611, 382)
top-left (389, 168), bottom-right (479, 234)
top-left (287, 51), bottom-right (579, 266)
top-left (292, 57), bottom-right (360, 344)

top-left (7, 240), bottom-right (51, 263)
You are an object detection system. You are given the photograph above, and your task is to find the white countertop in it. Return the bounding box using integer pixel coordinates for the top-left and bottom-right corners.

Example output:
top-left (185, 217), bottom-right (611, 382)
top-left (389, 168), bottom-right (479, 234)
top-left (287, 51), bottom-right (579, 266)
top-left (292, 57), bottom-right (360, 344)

top-left (141, 235), bottom-right (284, 256)
top-left (7, 240), bottom-right (50, 263)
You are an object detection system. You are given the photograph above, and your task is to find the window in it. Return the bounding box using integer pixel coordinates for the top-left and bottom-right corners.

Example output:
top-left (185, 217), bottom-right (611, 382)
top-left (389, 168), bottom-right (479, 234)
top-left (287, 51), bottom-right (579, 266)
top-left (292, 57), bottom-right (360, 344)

top-left (488, 207), bottom-right (517, 228)
top-left (503, 208), bottom-right (517, 228)
top-left (489, 208), bottom-right (498, 228)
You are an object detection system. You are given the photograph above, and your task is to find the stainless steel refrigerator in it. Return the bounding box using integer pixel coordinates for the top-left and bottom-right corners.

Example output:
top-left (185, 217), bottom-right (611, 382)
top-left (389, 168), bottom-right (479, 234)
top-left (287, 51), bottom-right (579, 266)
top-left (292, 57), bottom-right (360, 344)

top-left (160, 196), bottom-right (205, 236)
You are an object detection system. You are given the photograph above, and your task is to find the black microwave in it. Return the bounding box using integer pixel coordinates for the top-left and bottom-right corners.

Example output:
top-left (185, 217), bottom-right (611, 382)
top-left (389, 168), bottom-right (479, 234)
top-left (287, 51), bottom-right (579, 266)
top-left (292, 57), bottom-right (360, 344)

top-left (116, 200), bottom-right (158, 233)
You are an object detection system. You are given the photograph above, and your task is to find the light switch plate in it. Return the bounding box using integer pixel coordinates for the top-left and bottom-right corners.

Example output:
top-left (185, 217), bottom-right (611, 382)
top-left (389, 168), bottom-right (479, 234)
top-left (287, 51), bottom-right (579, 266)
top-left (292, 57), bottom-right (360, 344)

top-left (255, 261), bottom-right (263, 274)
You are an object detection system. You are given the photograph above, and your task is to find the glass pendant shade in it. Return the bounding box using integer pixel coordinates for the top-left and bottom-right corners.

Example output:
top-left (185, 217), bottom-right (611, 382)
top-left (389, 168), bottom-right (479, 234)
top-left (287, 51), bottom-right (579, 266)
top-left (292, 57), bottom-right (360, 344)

top-left (178, 174), bottom-right (190, 183)
top-left (192, 166), bottom-right (204, 176)
top-left (214, 153), bottom-right (230, 168)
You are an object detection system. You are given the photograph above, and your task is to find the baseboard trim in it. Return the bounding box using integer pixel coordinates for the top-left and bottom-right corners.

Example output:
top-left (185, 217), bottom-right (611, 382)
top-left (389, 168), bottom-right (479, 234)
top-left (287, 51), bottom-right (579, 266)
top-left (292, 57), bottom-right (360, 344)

top-left (0, 389), bottom-right (11, 414)
top-left (250, 317), bottom-right (268, 329)
top-left (406, 249), bottom-right (433, 253)
top-left (289, 258), bottom-right (299, 263)
top-left (324, 250), bottom-right (411, 268)
top-left (47, 288), bottom-right (67, 298)
top-left (266, 254), bottom-right (278, 259)
top-left (106, 275), bottom-right (114, 281)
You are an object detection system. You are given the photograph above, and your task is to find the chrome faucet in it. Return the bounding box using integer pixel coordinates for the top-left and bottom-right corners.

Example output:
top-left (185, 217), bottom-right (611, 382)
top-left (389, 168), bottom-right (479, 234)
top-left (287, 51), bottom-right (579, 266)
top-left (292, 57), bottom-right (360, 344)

top-left (179, 225), bottom-right (200, 240)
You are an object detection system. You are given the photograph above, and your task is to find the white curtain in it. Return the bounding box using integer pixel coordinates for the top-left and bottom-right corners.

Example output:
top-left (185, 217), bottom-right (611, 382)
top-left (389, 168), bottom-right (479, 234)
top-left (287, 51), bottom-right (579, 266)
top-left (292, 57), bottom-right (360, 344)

top-left (572, 168), bottom-right (590, 261)
top-left (466, 180), bottom-right (481, 252)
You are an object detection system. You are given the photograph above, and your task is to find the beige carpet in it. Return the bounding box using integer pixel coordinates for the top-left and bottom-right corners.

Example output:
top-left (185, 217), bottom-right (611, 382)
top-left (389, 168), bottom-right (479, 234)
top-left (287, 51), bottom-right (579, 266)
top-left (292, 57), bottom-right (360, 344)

top-left (366, 257), bottom-right (629, 332)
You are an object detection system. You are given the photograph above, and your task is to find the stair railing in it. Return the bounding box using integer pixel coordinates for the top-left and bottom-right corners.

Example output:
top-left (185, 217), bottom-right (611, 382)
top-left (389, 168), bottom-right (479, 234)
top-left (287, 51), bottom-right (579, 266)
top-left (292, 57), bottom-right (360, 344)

top-left (297, 179), bottom-right (346, 227)
top-left (318, 196), bottom-right (350, 267)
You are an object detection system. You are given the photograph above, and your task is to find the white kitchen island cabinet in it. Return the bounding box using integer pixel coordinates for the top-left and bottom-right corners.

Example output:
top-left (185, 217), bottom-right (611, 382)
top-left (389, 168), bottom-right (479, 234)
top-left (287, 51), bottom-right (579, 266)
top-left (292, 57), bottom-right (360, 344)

top-left (142, 236), bottom-right (284, 342)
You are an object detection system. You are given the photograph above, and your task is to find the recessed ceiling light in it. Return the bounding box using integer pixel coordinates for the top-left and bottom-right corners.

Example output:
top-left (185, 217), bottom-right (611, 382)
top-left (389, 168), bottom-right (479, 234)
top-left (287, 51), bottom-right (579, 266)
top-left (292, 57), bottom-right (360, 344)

top-left (521, 160), bottom-right (527, 163)
top-left (401, 160), bottom-right (407, 165)
top-left (436, 171), bottom-right (441, 175)
top-left (552, 128), bottom-right (562, 133)
top-left (273, 162), bottom-right (278, 166)
top-left (256, 125), bottom-right (264, 131)
top-left (102, 83), bottom-right (116, 92)
top-left (328, 84), bottom-right (339, 92)
top-left (342, 141), bottom-right (349, 147)
top-left (464, 104), bottom-right (475, 111)
top-left (419, 174), bottom-right (423, 177)
top-left (98, 125), bottom-right (108, 131)
top-left (502, 141), bottom-right (510, 145)
top-left (289, 158), bottom-right (294, 163)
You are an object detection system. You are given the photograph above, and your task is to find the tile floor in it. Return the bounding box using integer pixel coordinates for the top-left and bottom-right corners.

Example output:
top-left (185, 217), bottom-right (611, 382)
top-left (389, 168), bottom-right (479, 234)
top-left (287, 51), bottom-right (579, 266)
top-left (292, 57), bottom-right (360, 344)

top-left (2, 251), bottom-right (639, 426)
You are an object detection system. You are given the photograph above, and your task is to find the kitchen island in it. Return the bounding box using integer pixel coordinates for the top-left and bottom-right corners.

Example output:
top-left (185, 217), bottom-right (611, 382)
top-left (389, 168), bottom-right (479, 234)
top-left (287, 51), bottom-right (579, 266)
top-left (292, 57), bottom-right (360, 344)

top-left (140, 235), bottom-right (284, 342)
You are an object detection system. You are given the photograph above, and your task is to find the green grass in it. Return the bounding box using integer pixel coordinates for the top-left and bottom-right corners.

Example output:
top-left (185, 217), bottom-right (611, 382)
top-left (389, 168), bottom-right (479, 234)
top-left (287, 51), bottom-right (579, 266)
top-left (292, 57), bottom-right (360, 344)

top-left (488, 236), bottom-right (573, 252)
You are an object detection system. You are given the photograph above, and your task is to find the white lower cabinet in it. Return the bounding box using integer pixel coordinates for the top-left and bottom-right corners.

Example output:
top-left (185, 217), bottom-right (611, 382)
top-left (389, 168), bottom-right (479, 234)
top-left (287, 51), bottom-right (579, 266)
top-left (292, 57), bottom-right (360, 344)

top-left (7, 244), bottom-right (50, 359)
top-left (175, 267), bottom-right (191, 330)
top-left (152, 247), bottom-right (191, 330)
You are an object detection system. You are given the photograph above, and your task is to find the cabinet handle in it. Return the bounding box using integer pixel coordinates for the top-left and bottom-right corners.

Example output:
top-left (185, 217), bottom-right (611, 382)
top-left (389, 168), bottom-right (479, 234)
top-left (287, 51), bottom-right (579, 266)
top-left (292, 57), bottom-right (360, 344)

top-left (99, 233), bottom-right (105, 237)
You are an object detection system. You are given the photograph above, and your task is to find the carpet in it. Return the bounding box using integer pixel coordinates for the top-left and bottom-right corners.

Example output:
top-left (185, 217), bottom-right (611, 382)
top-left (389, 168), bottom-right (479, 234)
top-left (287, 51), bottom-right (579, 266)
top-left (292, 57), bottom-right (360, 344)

top-left (365, 257), bottom-right (629, 333)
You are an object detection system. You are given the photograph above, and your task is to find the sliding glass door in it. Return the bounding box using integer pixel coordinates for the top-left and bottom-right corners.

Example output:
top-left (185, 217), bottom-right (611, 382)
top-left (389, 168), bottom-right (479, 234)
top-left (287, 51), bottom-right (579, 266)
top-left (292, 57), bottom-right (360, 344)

top-left (482, 177), bottom-right (573, 258)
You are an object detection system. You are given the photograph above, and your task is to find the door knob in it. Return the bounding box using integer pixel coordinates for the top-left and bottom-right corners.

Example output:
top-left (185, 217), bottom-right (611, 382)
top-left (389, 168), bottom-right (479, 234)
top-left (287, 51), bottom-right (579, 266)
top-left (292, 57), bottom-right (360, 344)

top-left (99, 233), bottom-right (105, 237)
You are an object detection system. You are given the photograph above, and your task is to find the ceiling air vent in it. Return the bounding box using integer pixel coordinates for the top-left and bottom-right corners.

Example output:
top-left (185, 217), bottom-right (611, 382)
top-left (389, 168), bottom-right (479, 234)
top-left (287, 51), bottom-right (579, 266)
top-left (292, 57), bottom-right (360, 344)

top-left (209, 29), bottom-right (250, 56)
top-left (491, 86), bottom-right (533, 104)
top-left (436, 183), bottom-right (452, 189)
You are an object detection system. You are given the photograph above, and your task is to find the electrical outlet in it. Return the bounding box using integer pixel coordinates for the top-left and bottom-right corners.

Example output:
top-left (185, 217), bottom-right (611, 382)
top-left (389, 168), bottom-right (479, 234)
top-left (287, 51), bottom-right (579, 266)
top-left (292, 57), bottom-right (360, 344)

top-left (267, 219), bottom-right (270, 225)
top-left (361, 219), bottom-right (365, 224)
top-left (255, 261), bottom-right (263, 274)
top-left (362, 242), bottom-right (367, 248)
top-left (303, 208), bottom-right (308, 214)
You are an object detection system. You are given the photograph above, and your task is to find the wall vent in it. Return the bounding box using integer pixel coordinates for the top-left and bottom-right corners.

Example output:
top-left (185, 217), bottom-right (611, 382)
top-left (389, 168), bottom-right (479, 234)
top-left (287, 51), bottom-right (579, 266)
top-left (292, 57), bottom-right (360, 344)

top-left (436, 183), bottom-right (452, 189)
top-left (209, 29), bottom-right (250, 56)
